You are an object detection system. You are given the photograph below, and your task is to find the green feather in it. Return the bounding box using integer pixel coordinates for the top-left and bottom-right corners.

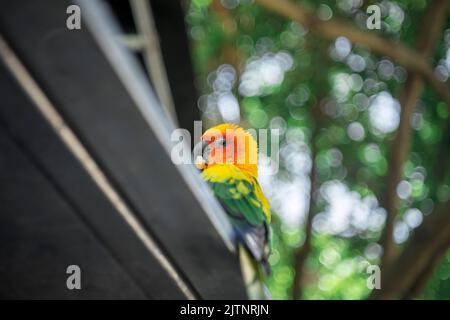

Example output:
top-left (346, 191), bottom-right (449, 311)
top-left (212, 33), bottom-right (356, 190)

top-left (208, 177), bottom-right (266, 226)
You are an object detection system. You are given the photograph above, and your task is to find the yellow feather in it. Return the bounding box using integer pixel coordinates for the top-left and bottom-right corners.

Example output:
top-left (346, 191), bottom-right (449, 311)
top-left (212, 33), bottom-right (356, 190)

top-left (202, 164), bottom-right (271, 221)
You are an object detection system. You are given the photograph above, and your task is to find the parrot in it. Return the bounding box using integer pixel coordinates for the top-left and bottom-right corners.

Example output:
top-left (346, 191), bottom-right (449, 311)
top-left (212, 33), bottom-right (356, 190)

top-left (194, 123), bottom-right (272, 299)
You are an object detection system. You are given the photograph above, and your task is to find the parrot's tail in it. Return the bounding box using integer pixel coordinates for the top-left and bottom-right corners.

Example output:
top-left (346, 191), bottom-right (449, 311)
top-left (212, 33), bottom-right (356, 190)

top-left (238, 243), bottom-right (272, 300)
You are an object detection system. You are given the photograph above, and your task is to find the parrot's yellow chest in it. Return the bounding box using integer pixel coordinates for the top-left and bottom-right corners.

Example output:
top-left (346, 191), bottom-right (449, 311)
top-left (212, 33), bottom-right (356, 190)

top-left (202, 163), bottom-right (249, 182)
top-left (202, 164), bottom-right (271, 221)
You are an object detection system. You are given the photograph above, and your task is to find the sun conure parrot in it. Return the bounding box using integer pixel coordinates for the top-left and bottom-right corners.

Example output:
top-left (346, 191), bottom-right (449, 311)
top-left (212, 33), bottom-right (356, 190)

top-left (194, 123), bottom-right (271, 299)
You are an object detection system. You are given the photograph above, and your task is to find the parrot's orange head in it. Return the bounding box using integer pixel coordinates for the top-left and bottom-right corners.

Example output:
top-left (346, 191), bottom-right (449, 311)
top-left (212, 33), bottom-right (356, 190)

top-left (194, 124), bottom-right (258, 177)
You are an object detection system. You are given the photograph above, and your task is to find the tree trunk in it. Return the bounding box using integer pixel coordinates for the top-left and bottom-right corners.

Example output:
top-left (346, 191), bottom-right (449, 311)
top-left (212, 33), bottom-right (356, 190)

top-left (380, 0), bottom-right (449, 269)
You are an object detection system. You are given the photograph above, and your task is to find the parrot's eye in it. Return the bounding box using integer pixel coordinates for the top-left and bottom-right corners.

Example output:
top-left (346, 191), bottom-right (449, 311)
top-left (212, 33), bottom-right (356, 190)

top-left (221, 139), bottom-right (227, 146)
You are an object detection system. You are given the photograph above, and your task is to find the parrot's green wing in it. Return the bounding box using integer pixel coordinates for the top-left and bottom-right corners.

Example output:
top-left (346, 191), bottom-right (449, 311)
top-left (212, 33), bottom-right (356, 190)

top-left (202, 164), bottom-right (271, 274)
top-left (209, 178), bottom-right (266, 226)
top-left (202, 164), bottom-right (270, 225)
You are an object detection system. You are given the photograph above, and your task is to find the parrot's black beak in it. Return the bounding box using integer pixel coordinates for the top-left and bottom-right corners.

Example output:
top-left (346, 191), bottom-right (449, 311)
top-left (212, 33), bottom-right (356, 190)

top-left (193, 140), bottom-right (208, 170)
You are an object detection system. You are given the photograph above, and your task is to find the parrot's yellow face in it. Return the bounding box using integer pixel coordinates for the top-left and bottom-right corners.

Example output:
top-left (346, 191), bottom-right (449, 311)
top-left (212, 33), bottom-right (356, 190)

top-left (195, 124), bottom-right (258, 177)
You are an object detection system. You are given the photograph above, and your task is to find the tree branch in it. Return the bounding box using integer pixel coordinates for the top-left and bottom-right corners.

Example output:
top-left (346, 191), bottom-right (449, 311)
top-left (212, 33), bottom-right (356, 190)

top-left (379, 0), bottom-right (449, 269)
top-left (254, 0), bottom-right (450, 106)
top-left (370, 199), bottom-right (450, 299)
top-left (292, 120), bottom-right (317, 300)
top-left (403, 241), bottom-right (449, 299)
top-left (292, 40), bottom-right (329, 298)
top-left (211, 0), bottom-right (244, 72)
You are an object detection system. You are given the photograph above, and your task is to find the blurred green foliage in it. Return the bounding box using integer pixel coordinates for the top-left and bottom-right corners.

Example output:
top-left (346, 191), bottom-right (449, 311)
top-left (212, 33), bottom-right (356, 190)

top-left (186, 0), bottom-right (450, 299)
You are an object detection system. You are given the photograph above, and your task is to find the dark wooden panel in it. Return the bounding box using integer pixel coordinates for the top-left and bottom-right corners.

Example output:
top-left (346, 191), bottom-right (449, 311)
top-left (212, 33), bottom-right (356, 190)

top-left (0, 126), bottom-right (148, 299)
top-left (0, 0), bottom-right (247, 299)
top-left (0, 60), bottom-right (186, 299)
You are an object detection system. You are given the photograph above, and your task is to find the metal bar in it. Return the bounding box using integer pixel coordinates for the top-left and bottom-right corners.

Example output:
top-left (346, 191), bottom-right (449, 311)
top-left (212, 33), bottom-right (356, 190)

top-left (120, 34), bottom-right (146, 51)
top-left (129, 0), bottom-right (177, 123)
